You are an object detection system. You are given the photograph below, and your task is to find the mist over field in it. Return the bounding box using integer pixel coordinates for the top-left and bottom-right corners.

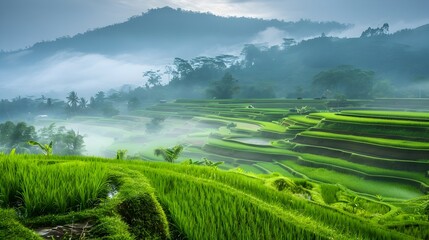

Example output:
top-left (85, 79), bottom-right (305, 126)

top-left (0, 51), bottom-right (165, 99)
top-left (2, 2), bottom-right (429, 240)
top-left (0, 4), bottom-right (427, 158)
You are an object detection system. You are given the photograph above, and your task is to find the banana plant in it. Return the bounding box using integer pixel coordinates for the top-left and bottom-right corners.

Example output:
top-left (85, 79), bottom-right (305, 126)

top-left (154, 145), bottom-right (184, 163)
top-left (202, 158), bottom-right (224, 168)
top-left (182, 159), bottom-right (203, 165)
top-left (28, 140), bottom-right (53, 156)
top-left (116, 149), bottom-right (128, 160)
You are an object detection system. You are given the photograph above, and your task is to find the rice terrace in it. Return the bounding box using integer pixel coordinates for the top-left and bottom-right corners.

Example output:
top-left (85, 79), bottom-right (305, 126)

top-left (1, 98), bottom-right (429, 239)
top-left (1, 2), bottom-right (429, 240)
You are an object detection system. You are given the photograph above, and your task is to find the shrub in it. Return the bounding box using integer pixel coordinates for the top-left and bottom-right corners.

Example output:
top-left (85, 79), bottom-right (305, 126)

top-left (320, 184), bottom-right (339, 204)
top-left (118, 194), bottom-right (169, 239)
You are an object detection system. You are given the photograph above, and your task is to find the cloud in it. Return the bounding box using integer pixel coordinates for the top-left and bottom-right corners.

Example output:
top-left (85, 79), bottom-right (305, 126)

top-left (0, 51), bottom-right (164, 99)
top-left (251, 27), bottom-right (288, 46)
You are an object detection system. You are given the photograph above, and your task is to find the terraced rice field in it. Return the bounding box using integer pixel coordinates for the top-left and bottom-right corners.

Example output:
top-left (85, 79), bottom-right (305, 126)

top-left (130, 99), bottom-right (429, 201)
top-left (3, 99), bottom-right (429, 239)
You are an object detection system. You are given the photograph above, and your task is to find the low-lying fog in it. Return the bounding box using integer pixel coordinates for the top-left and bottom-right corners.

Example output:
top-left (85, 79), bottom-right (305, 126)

top-left (33, 117), bottom-right (221, 158)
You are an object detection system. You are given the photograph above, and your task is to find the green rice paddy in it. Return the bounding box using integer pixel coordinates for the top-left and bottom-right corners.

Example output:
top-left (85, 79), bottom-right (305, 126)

top-left (2, 99), bottom-right (429, 239)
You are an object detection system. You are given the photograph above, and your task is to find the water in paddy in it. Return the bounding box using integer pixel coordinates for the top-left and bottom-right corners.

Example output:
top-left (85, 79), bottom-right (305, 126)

top-left (229, 137), bottom-right (272, 146)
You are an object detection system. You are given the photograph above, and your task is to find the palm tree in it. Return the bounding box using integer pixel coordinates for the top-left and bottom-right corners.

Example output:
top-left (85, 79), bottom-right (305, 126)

top-left (79, 97), bottom-right (88, 109)
top-left (154, 145), bottom-right (183, 163)
top-left (66, 91), bottom-right (79, 111)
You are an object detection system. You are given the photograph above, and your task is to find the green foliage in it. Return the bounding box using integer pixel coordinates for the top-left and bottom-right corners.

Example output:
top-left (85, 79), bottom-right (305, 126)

top-left (181, 158), bottom-right (200, 165)
top-left (348, 197), bottom-right (360, 213)
top-left (206, 72), bottom-right (239, 99)
top-left (237, 85), bottom-right (276, 98)
top-left (91, 216), bottom-right (133, 240)
top-left (66, 91), bottom-right (79, 113)
top-left (118, 195), bottom-right (170, 239)
top-left (113, 168), bottom-right (170, 239)
top-left (27, 140), bottom-right (53, 156)
top-left (320, 184), bottom-right (339, 204)
top-left (116, 149), bottom-right (127, 160)
top-left (154, 145), bottom-right (184, 163)
top-left (0, 158), bottom-right (109, 217)
top-left (202, 157), bottom-right (224, 168)
top-left (38, 124), bottom-right (85, 155)
top-left (0, 209), bottom-right (41, 240)
top-left (143, 70), bottom-right (162, 88)
top-left (127, 97), bottom-right (140, 111)
top-left (0, 121), bottom-right (37, 153)
top-left (271, 177), bottom-right (296, 191)
top-left (425, 201), bottom-right (429, 220)
top-left (312, 65), bottom-right (375, 99)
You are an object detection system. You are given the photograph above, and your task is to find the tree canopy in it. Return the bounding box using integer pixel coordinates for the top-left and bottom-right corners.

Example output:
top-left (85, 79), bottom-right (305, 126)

top-left (206, 73), bottom-right (239, 99)
top-left (312, 66), bottom-right (375, 99)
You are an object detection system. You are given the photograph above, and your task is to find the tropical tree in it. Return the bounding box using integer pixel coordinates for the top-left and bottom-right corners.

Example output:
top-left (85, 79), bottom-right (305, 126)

top-left (127, 97), bottom-right (140, 111)
top-left (312, 65), bottom-right (375, 99)
top-left (66, 91), bottom-right (79, 112)
top-left (9, 122), bottom-right (37, 152)
top-left (79, 97), bottom-right (88, 109)
top-left (206, 72), bottom-right (239, 99)
top-left (360, 23), bottom-right (389, 37)
top-left (37, 124), bottom-right (86, 155)
top-left (154, 145), bottom-right (184, 163)
top-left (0, 121), bottom-right (36, 153)
top-left (143, 70), bottom-right (162, 88)
top-left (61, 130), bottom-right (85, 155)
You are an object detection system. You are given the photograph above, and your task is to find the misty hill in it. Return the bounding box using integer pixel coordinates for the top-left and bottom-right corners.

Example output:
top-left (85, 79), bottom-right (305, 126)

top-left (0, 7), bottom-right (349, 65)
top-left (163, 23), bottom-right (429, 99)
top-left (280, 24), bottom-right (429, 84)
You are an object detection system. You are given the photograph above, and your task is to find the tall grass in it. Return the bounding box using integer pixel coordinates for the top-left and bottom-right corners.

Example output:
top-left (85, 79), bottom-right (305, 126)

top-left (141, 167), bottom-right (334, 239)
top-left (134, 162), bottom-right (411, 239)
top-left (0, 157), bottom-right (109, 217)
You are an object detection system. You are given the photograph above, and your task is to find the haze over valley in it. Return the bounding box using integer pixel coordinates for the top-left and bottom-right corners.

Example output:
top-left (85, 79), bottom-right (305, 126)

top-left (1, 2), bottom-right (429, 239)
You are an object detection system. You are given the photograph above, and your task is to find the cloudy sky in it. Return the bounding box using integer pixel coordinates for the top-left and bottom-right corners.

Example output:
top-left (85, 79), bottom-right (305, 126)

top-left (1, 0), bottom-right (429, 51)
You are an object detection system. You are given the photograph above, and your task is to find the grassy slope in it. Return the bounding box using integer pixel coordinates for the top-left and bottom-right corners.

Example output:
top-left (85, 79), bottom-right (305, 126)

top-left (0, 155), bottom-right (418, 239)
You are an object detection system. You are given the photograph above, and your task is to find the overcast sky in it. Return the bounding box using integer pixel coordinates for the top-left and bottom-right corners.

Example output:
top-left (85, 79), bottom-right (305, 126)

top-left (1, 0), bottom-right (429, 51)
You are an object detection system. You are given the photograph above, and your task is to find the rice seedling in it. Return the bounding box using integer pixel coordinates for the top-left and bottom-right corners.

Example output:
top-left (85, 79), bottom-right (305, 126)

top-left (0, 157), bottom-right (109, 217)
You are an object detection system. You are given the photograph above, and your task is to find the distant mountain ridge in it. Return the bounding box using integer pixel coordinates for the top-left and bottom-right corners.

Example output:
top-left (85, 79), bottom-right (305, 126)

top-left (0, 7), bottom-right (350, 65)
top-left (1, 7), bottom-right (427, 99)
